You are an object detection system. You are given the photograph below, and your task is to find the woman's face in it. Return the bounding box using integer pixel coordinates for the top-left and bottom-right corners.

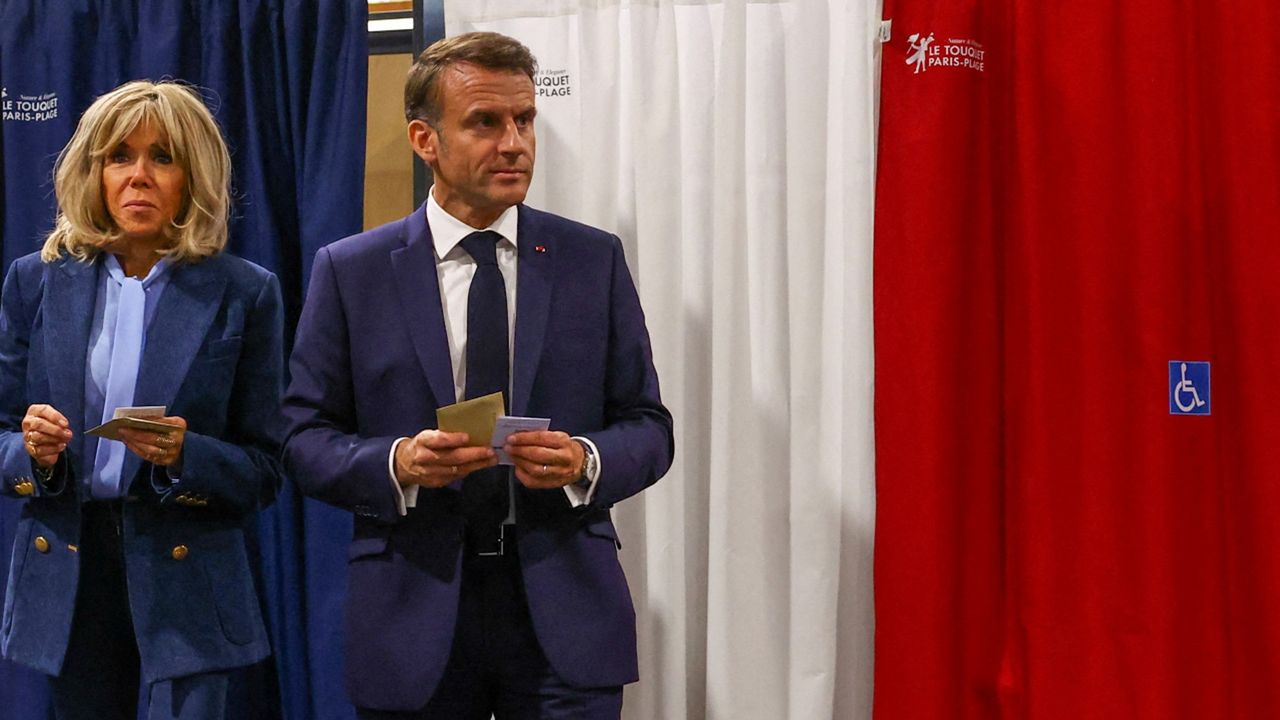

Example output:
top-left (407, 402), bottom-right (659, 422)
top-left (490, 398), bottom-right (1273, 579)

top-left (101, 123), bottom-right (187, 247)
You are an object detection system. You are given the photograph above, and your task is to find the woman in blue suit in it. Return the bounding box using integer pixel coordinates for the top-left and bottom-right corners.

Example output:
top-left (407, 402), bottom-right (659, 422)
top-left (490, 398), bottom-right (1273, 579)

top-left (0, 80), bottom-right (285, 719)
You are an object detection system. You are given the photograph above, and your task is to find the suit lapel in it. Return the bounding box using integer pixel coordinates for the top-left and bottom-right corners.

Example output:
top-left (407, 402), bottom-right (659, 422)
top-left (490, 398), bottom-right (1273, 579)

top-left (129, 258), bottom-right (226, 484)
top-left (512, 206), bottom-right (552, 417)
top-left (42, 258), bottom-right (97, 459)
top-left (391, 203), bottom-right (456, 410)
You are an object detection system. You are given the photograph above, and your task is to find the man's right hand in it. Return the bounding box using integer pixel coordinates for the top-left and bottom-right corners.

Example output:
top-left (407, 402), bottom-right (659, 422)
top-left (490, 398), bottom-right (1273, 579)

top-left (393, 429), bottom-right (497, 488)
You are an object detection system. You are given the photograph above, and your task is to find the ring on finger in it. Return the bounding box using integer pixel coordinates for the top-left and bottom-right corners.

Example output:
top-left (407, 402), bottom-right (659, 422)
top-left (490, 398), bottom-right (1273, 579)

top-left (451, 465), bottom-right (458, 474)
top-left (541, 464), bottom-right (548, 474)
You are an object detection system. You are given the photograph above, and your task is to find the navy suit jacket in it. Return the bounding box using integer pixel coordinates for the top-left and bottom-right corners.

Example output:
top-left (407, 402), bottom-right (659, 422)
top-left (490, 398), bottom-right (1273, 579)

top-left (282, 203), bottom-right (674, 711)
top-left (0, 251), bottom-right (285, 683)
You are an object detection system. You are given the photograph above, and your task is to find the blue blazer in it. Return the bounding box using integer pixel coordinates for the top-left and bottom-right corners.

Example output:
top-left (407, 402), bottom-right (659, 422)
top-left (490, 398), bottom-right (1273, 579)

top-left (282, 203), bottom-right (674, 711)
top-left (0, 251), bottom-right (285, 683)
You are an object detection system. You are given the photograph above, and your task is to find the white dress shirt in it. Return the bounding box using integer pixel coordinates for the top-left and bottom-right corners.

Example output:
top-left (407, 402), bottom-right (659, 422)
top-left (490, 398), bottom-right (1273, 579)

top-left (389, 192), bottom-right (600, 515)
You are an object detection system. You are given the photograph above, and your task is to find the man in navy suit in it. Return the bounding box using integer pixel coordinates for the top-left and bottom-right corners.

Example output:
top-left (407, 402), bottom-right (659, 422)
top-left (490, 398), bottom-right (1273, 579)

top-left (282, 32), bottom-right (674, 719)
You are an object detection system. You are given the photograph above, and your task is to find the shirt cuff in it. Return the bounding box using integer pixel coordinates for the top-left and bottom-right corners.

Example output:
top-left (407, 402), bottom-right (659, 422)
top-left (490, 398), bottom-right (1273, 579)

top-left (387, 437), bottom-right (417, 515)
top-left (563, 436), bottom-right (601, 507)
top-left (149, 462), bottom-right (180, 493)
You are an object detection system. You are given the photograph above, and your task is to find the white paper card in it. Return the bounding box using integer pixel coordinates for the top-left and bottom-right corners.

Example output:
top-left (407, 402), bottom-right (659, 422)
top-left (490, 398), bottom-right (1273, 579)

top-left (113, 406), bottom-right (166, 420)
top-left (492, 415), bottom-right (551, 465)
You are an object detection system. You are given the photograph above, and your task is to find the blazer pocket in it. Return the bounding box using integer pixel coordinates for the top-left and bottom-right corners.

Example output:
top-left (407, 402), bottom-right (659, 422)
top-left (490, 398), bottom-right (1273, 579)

top-left (583, 517), bottom-right (622, 550)
top-left (1, 516), bottom-right (35, 638)
top-left (556, 325), bottom-right (605, 349)
top-left (197, 538), bottom-right (258, 646)
top-left (199, 336), bottom-right (243, 362)
top-left (347, 535), bottom-right (390, 561)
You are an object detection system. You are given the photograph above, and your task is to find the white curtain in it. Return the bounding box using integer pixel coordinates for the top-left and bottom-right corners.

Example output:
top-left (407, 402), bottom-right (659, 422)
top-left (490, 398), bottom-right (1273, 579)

top-left (444, 2), bottom-right (881, 717)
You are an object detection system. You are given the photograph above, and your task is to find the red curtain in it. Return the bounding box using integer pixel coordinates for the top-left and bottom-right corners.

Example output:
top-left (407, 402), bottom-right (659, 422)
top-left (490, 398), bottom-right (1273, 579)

top-left (874, 1), bottom-right (1280, 717)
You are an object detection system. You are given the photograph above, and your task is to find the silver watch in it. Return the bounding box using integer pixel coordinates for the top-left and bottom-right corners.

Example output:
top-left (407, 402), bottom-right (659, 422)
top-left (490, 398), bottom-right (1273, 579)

top-left (574, 439), bottom-right (597, 488)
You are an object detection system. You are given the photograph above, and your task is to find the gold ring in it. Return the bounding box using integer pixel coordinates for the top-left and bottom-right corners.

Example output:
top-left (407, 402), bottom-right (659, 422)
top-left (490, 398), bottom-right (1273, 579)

top-left (158, 436), bottom-right (174, 448)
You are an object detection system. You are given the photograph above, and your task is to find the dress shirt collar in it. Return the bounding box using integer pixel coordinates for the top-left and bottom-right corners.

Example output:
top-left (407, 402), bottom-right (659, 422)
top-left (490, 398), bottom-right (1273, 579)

top-left (426, 190), bottom-right (519, 259)
top-left (103, 252), bottom-right (172, 287)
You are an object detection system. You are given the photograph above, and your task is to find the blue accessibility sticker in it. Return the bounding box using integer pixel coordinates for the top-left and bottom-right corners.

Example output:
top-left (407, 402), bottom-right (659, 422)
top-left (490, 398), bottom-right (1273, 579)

top-left (1169, 361), bottom-right (1210, 415)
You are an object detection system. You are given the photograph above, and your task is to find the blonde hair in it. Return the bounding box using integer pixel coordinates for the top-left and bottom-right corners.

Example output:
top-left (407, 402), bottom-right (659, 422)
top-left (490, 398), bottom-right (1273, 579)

top-left (41, 80), bottom-right (231, 264)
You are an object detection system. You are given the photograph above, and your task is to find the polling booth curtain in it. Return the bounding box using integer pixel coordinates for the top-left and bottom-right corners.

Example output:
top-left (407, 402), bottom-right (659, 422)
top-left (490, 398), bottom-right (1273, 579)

top-left (875, 0), bottom-right (1280, 717)
top-left (445, 1), bottom-right (881, 718)
top-left (0, 1), bottom-right (368, 718)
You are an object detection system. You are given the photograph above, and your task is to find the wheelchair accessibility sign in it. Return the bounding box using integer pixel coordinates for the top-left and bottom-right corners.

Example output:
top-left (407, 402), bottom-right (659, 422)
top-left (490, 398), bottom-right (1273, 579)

top-left (1169, 361), bottom-right (1210, 415)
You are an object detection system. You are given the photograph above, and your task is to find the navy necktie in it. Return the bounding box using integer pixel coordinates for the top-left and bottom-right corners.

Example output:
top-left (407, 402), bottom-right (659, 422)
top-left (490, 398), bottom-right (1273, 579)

top-left (461, 231), bottom-right (509, 404)
top-left (460, 231), bottom-right (510, 537)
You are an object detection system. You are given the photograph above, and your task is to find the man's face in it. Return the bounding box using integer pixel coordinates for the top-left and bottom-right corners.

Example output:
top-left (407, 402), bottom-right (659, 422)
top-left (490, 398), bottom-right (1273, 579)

top-left (410, 62), bottom-right (536, 228)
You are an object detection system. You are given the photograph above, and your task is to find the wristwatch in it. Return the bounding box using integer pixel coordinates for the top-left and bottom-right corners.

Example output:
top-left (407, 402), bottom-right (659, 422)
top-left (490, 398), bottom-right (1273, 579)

top-left (573, 439), bottom-right (597, 489)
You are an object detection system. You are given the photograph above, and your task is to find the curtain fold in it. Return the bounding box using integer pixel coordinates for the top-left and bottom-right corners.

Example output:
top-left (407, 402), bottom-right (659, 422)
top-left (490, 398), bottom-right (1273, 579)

top-left (0, 2), bottom-right (368, 718)
top-left (445, 2), bottom-right (880, 718)
top-left (874, 2), bottom-right (1005, 716)
top-left (875, 1), bottom-right (1280, 717)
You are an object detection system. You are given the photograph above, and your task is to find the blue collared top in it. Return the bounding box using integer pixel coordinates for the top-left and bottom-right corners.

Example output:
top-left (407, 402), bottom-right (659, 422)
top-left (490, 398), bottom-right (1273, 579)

top-left (82, 253), bottom-right (173, 498)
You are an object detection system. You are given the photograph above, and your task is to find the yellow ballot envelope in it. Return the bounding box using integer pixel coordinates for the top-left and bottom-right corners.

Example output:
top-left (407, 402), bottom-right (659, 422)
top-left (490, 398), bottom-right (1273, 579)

top-left (436, 392), bottom-right (504, 446)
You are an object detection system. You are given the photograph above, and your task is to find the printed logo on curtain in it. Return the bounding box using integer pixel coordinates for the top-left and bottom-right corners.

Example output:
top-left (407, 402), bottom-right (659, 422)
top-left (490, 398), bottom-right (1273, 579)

top-left (905, 32), bottom-right (986, 74)
top-left (535, 68), bottom-right (573, 97)
top-left (1169, 360), bottom-right (1211, 415)
top-left (1, 87), bottom-right (60, 123)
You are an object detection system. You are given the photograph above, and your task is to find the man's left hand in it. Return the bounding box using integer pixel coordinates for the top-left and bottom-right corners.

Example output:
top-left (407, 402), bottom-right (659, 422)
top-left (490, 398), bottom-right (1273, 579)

top-left (505, 431), bottom-right (584, 489)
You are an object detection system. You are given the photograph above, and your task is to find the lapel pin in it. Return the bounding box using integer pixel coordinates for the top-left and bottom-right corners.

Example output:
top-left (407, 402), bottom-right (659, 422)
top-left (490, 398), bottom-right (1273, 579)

top-left (534, 245), bottom-right (547, 254)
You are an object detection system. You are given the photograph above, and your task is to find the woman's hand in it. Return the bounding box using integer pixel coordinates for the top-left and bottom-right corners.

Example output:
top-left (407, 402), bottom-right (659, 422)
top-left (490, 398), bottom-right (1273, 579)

top-left (119, 416), bottom-right (188, 469)
top-left (21, 404), bottom-right (71, 468)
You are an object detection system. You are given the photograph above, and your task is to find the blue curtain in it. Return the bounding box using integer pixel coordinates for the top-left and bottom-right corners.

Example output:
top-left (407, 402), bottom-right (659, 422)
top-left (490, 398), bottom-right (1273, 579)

top-left (0, 1), bottom-right (367, 718)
